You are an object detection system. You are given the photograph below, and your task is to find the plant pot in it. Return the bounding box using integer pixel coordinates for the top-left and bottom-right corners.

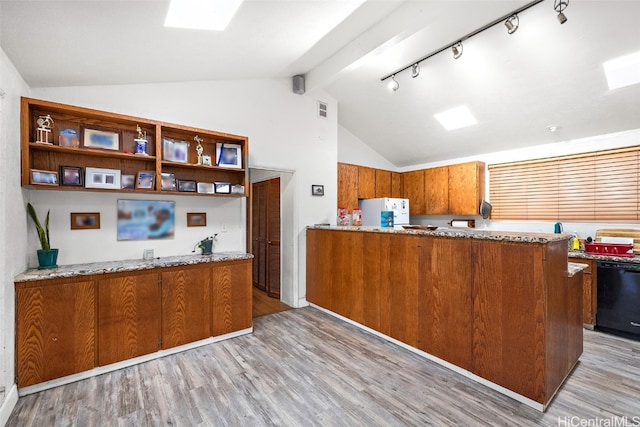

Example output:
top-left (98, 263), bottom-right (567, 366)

top-left (37, 249), bottom-right (58, 269)
top-left (200, 240), bottom-right (213, 255)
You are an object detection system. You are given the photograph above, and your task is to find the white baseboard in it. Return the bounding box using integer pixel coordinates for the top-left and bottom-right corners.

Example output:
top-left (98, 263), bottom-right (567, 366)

top-left (0, 384), bottom-right (18, 426)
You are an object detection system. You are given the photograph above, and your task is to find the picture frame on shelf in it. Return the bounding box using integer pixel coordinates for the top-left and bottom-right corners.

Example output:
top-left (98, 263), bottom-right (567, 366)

top-left (311, 184), bottom-right (324, 196)
top-left (215, 143), bottom-right (242, 168)
top-left (187, 212), bottom-right (207, 227)
top-left (202, 154), bottom-right (212, 166)
top-left (121, 175), bottom-right (135, 190)
top-left (231, 184), bottom-right (245, 195)
top-left (85, 167), bottom-right (121, 189)
top-left (70, 212), bottom-right (101, 230)
top-left (161, 173), bottom-right (177, 191)
top-left (177, 179), bottom-right (197, 192)
top-left (135, 170), bottom-right (155, 190)
top-left (82, 128), bottom-right (120, 151)
top-left (58, 127), bottom-right (80, 147)
top-left (30, 169), bottom-right (59, 186)
top-left (59, 165), bottom-right (84, 186)
top-left (162, 138), bottom-right (189, 163)
top-left (197, 182), bottom-right (215, 194)
top-left (214, 182), bottom-right (231, 194)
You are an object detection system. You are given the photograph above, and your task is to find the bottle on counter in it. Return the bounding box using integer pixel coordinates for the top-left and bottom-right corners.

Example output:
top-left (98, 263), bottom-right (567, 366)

top-left (352, 208), bottom-right (363, 226)
top-left (571, 232), bottom-right (580, 250)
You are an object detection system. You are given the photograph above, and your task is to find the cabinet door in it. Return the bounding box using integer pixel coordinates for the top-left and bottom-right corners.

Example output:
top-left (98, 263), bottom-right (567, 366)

top-left (448, 162), bottom-right (485, 215)
top-left (306, 229), bottom-right (334, 309)
top-left (337, 163), bottom-right (359, 212)
top-left (569, 257), bottom-right (595, 325)
top-left (424, 166), bottom-right (449, 215)
top-left (330, 231), bottom-right (364, 322)
top-left (418, 238), bottom-right (472, 370)
top-left (161, 266), bottom-right (211, 349)
top-left (98, 272), bottom-right (161, 366)
top-left (358, 166), bottom-right (376, 199)
top-left (212, 260), bottom-right (252, 336)
top-left (16, 280), bottom-right (95, 387)
top-left (403, 170), bottom-right (426, 215)
top-left (391, 172), bottom-right (403, 198)
top-left (375, 169), bottom-right (391, 198)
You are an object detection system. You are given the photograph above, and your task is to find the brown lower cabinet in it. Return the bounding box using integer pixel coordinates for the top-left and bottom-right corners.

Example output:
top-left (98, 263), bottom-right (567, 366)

top-left (306, 228), bottom-right (581, 407)
top-left (15, 258), bottom-right (252, 388)
top-left (568, 257), bottom-right (597, 326)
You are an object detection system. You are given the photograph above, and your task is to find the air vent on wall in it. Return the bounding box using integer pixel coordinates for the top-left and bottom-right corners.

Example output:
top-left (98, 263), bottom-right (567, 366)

top-left (318, 101), bottom-right (328, 119)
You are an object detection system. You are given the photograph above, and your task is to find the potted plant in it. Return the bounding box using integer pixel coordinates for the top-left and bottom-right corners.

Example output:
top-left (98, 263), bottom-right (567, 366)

top-left (195, 234), bottom-right (218, 255)
top-left (26, 202), bottom-right (58, 269)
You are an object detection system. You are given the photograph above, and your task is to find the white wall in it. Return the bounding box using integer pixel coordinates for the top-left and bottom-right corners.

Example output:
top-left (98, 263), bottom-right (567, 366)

top-left (338, 124), bottom-right (397, 170)
top-left (31, 79), bottom-right (338, 307)
top-left (0, 47), bottom-right (30, 425)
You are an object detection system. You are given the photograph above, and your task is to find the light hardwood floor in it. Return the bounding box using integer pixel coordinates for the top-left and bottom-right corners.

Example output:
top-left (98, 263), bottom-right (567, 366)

top-left (252, 287), bottom-right (291, 318)
top-left (7, 307), bottom-right (640, 426)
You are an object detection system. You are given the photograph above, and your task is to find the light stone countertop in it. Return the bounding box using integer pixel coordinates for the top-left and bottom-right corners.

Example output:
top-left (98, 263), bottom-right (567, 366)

top-left (15, 251), bottom-right (253, 283)
top-left (310, 225), bottom-right (570, 244)
top-left (568, 250), bottom-right (640, 264)
top-left (567, 262), bottom-right (589, 277)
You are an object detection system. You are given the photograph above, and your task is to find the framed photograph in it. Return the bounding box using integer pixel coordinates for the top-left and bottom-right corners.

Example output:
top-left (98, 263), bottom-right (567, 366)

top-left (85, 167), bottom-right (121, 189)
top-left (59, 166), bottom-right (84, 186)
top-left (187, 212), bottom-right (207, 227)
top-left (58, 127), bottom-right (80, 147)
top-left (121, 174), bottom-right (135, 190)
top-left (202, 154), bottom-right (212, 166)
top-left (177, 179), bottom-right (197, 192)
top-left (136, 170), bottom-right (155, 190)
top-left (161, 173), bottom-right (177, 191)
top-left (197, 182), bottom-right (215, 194)
top-left (117, 199), bottom-right (175, 241)
top-left (216, 143), bottom-right (242, 169)
top-left (312, 185), bottom-right (324, 196)
top-left (30, 169), bottom-right (59, 186)
top-left (163, 138), bottom-right (189, 163)
top-left (82, 128), bottom-right (120, 151)
top-left (214, 182), bottom-right (231, 194)
top-left (70, 212), bottom-right (100, 230)
top-left (231, 184), bottom-right (245, 195)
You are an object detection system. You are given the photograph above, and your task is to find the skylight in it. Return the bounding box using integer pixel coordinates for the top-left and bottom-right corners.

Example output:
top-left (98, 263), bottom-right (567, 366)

top-left (434, 105), bottom-right (478, 131)
top-left (603, 51), bottom-right (640, 90)
top-left (165, 0), bottom-right (244, 31)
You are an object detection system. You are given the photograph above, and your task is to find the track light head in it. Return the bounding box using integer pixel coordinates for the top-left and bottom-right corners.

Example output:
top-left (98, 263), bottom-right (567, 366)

top-left (554, 0), bottom-right (568, 24)
top-left (411, 63), bottom-right (420, 78)
top-left (504, 14), bottom-right (519, 34)
top-left (452, 42), bottom-right (463, 60)
top-left (389, 75), bottom-right (399, 92)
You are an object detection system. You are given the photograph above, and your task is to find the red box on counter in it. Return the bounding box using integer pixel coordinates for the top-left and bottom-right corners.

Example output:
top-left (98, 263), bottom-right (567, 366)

top-left (584, 242), bottom-right (634, 257)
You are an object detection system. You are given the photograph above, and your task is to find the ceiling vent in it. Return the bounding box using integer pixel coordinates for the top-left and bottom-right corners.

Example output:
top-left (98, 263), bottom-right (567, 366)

top-left (318, 101), bottom-right (328, 119)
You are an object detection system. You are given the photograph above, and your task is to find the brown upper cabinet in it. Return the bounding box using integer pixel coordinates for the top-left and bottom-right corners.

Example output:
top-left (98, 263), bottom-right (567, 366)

top-left (357, 166), bottom-right (376, 199)
top-left (21, 97), bottom-right (249, 197)
top-left (424, 166), bottom-right (449, 215)
top-left (391, 172), bottom-right (403, 198)
top-left (337, 163), bottom-right (359, 211)
top-left (402, 170), bottom-right (426, 215)
top-left (375, 169), bottom-right (391, 198)
top-left (448, 161), bottom-right (485, 215)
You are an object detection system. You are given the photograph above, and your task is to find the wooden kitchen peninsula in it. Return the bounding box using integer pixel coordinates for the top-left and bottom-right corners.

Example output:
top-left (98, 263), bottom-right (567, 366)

top-left (306, 226), bottom-right (582, 411)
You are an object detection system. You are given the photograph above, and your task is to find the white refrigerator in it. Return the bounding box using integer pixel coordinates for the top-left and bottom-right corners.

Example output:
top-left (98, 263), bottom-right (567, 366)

top-left (358, 198), bottom-right (410, 227)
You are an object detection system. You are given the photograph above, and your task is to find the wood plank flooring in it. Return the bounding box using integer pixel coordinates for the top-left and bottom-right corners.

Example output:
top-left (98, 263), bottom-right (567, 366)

top-left (252, 287), bottom-right (291, 318)
top-left (7, 307), bottom-right (640, 426)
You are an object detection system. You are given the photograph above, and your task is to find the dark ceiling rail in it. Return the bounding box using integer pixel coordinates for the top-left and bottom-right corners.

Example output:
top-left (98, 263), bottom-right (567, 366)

top-left (380, 0), bottom-right (546, 82)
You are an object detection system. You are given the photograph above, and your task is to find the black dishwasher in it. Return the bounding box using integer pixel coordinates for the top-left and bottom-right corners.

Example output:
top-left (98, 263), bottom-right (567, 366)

top-left (597, 261), bottom-right (640, 340)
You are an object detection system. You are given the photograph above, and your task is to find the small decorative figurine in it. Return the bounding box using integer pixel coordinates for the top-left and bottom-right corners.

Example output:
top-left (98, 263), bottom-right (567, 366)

top-left (36, 115), bottom-right (54, 144)
top-left (194, 135), bottom-right (204, 165)
top-left (134, 124), bottom-right (148, 155)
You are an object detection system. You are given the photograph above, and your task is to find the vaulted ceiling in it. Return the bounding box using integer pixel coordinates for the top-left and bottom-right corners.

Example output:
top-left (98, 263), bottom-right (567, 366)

top-left (2, 1), bottom-right (639, 167)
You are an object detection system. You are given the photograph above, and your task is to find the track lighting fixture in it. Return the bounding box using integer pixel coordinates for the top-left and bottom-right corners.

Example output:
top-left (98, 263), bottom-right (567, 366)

top-left (411, 63), bottom-right (420, 78)
top-left (452, 42), bottom-right (463, 59)
top-left (389, 75), bottom-right (399, 92)
top-left (554, 0), bottom-right (568, 24)
top-left (504, 14), bottom-right (519, 34)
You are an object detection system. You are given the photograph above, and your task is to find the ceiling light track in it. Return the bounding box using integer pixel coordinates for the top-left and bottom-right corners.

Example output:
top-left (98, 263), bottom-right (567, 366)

top-left (380, 0), bottom-right (545, 83)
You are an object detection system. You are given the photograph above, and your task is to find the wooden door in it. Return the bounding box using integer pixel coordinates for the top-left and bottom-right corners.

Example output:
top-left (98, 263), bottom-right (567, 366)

top-left (375, 169), bottom-right (391, 197)
top-left (267, 178), bottom-right (281, 297)
top-left (449, 161), bottom-right (485, 215)
top-left (16, 280), bottom-right (95, 387)
top-left (252, 181), bottom-right (267, 291)
top-left (161, 266), bottom-right (211, 349)
top-left (212, 260), bottom-right (252, 336)
top-left (358, 166), bottom-right (376, 199)
top-left (251, 178), bottom-right (281, 298)
top-left (424, 166), bottom-right (449, 215)
top-left (337, 163), bottom-right (358, 212)
top-left (402, 170), bottom-right (425, 215)
top-left (97, 272), bottom-right (161, 366)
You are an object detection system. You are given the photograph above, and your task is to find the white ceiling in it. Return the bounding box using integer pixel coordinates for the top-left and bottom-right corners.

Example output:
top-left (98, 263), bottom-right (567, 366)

top-left (2, 0), bottom-right (639, 167)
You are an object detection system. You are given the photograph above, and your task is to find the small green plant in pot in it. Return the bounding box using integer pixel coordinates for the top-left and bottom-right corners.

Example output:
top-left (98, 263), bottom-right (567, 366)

top-left (26, 203), bottom-right (58, 269)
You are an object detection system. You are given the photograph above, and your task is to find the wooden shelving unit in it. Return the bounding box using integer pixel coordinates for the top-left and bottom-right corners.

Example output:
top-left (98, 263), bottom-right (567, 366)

top-left (21, 97), bottom-right (249, 197)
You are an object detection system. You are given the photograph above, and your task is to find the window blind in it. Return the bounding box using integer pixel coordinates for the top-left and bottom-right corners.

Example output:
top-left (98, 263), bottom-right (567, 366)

top-left (489, 147), bottom-right (639, 221)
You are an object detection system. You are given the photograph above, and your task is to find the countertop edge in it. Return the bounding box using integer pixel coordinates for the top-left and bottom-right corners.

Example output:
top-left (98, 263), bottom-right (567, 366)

top-left (15, 252), bottom-right (253, 283)
top-left (567, 262), bottom-right (589, 277)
